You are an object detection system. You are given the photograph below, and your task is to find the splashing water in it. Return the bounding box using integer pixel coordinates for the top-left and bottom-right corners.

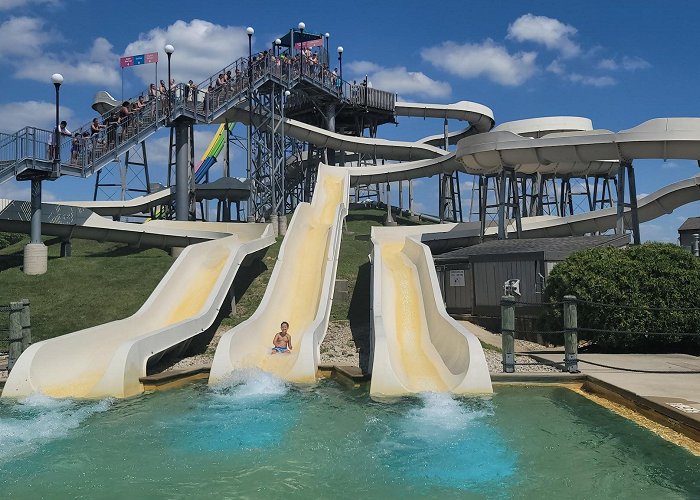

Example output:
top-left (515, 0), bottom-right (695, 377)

top-left (374, 392), bottom-right (515, 491)
top-left (211, 368), bottom-right (289, 401)
top-left (0, 394), bottom-right (112, 465)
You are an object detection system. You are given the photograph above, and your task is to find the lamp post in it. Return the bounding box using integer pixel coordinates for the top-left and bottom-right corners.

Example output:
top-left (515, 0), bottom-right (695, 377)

top-left (325, 33), bottom-right (330, 64)
top-left (51, 73), bottom-right (63, 165)
top-left (337, 46), bottom-right (344, 82)
top-left (246, 26), bottom-right (255, 221)
top-left (274, 38), bottom-right (281, 57)
top-left (164, 44), bottom-right (174, 118)
top-left (298, 22), bottom-right (305, 75)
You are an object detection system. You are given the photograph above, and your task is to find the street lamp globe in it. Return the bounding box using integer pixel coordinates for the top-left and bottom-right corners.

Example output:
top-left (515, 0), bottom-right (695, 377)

top-left (337, 46), bottom-right (343, 54)
top-left (51, 73), bottom-right (63, 85)
top-left (246, 26), bottom-right (254, 36)
top-left (298, 22), bottom-right (305, 31)
top-left (164, 44), bottom-right (174, 55)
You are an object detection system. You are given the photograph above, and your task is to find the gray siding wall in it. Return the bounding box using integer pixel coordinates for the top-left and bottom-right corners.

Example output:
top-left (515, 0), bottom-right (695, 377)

top-left (473, 259), bottom-right (541, 310)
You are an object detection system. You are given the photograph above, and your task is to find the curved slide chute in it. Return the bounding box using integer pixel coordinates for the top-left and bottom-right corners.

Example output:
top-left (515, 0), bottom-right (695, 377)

top-left (209, 164), bottom-right (349, 384)
top-left (194, 122), bottom-right (235, 184)
top-left (370, 226), bottom-right (492, 398)
top-left (2, 223), bottom-right (274, 399)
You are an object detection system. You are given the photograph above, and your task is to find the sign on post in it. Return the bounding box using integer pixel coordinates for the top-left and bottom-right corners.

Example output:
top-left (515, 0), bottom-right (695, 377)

top-left (449, 270), bottom-right (465, 287)
top-left (119, 51), bottom-right (159, 100)
top-left (120, 52), bottom-right (158, 68)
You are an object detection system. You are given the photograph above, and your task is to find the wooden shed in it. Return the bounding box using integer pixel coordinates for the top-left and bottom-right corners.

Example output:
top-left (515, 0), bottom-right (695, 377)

top-left (678, 217), bottom-right (700, 254)
top-left (433, 234), bottom-right (629, 318)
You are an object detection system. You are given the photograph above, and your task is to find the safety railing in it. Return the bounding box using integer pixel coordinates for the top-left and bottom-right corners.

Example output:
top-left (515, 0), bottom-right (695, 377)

top-left (0, 49), bottom-right (396, 181)
top-left (0, 88), bottom-right (169, 181)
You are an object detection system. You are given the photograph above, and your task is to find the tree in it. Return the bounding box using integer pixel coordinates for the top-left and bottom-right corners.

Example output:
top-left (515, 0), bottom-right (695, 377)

top-left (542, 243), bottom-right (700, 352)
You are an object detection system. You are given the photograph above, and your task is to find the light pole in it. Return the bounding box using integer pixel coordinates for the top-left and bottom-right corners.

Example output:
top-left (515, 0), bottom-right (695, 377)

top-left (337, 46), bottom-right (344, 82)
top-left (164, 44), bottom-right (174, 118)
top-left (325, 33), bottom-right (330, 64)
top-left (274, 38), bottom-right (281, 57)
top-left (246, 26), bottom-right (254, 221)
top-left (298, 22), bottom-right (305, 75)
top-left (51, 73), bottom-right (63, 165)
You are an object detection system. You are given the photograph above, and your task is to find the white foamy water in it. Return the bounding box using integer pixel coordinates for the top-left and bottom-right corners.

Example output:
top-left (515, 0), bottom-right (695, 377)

top-left (210, 368), bottom-right (288, 401)
top-left (0, 395), bottom-right (112, 464)
top-left (400, 392), bottom-right (490, 440)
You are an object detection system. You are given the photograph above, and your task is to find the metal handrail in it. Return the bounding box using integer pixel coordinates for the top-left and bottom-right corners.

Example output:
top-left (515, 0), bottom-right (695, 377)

top-left (1, 49), bottom-right (396, 182)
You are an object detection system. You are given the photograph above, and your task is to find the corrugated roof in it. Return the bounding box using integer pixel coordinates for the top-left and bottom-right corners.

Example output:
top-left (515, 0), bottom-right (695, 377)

top-left (434, 234), bottom-right (629, 262)
top-left (678, 217), bottom-right (700, 232)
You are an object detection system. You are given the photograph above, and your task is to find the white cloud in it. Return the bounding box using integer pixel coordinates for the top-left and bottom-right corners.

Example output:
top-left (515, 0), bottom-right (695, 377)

top-left (0, 17), bottom-right (119, 86)
top-left (0, 100), bottom-right (76, 132)
top-left (597, 56), bottom-right (650, 71)
top-left (422, 40), bottom-right (537, 86)
top-left (0, 179), bottom-right (56, 201)
top-left (346, 60), bottom-right (381, 75)
top-left (567, 73), bottom-right (616, 87)
top-left (597, 58), bottom-right (618, 70)
top-left (124, 20), bottom-right (250, 85)
top-left (0, 0), bottom-right (59, 11)
top-left (661, 160), bottom-right (682, 169)
top-left (546, 59), bottom-right (566, 75)
top-left (0, 16), bottom-right (54, 58)
top-left (347, 61), bottom-right (450, 98)
top-left (14, 37), bottom-right (121, 86)
top-left (507, 13), bottom-right (580, 58)
top-left (621, 56), bottom-right (650, 71)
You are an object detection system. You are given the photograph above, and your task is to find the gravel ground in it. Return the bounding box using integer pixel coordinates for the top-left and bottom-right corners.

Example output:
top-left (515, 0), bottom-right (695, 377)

top-left (159, 320), bottom-right (559, 375)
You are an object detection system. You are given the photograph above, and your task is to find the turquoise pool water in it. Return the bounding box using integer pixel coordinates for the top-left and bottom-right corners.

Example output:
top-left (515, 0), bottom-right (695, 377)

top-left (1, 370), bottom-right (698, 499)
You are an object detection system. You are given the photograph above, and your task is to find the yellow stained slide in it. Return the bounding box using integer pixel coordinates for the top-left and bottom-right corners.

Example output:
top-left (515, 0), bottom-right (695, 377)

top-left (370, 227), bottom-right (492, 398)
top-left (209, 165), bottom-right (349, 384)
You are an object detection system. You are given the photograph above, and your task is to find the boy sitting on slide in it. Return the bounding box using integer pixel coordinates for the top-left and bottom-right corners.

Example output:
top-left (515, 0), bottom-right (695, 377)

top-left (271, 321), bottom-right (293, 354)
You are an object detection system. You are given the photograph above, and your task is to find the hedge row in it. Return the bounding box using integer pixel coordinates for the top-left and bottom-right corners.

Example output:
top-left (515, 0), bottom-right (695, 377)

top-left (542, 243), bottom-right (700, 352)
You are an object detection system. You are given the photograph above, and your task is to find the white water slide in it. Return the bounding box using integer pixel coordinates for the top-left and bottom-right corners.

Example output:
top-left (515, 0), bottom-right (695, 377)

top-left (209, 165), bottom-right (349, 384)
top-left (6, 89), bottom-right (700, 399)
top-left (2, 222), bottom-right (274, 399)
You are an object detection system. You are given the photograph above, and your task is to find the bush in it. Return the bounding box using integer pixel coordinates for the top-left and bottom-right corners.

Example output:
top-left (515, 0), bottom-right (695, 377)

top-left (0, 232), bottom-right (23, 249)
top-left (542, 243), bottom-right (700, 352)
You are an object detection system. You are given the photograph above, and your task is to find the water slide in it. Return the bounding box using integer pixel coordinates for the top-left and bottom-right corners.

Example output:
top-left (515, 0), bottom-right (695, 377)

top-left (209, 165), bottom-right (349, 384)
top-left (0, 199), bottom-right (238, 249)
top-left (2, 222), bottom-right (274, 399)
top-left (194, 123), bottom-right (235, 184)
top-left (369, 225), bottom-right (492, 398)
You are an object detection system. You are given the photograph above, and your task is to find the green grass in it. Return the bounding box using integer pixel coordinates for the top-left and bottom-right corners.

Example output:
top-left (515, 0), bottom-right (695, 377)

top-left (0, 207), bottom-right (422, 342)
top-left (0, 236), bottom-right (173, 342)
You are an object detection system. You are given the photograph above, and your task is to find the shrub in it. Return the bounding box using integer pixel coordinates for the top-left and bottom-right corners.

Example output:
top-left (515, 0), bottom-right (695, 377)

top-left (0, 232), bottom-right (23, 249)
top-left (542, 243), bottom-right (700, 352)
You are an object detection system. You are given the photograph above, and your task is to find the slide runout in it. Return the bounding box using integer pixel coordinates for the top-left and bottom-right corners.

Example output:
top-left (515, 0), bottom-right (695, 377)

top-left (2, 223), bottom-right (274, 399)
top-left (370, 227), bottom-right (492, 398)
top-left (209, 165), bottom-right (349, 384)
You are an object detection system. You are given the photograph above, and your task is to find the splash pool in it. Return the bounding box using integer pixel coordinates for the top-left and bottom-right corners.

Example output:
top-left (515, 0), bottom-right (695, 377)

top-left (1, 371), bottom-right (698, 498)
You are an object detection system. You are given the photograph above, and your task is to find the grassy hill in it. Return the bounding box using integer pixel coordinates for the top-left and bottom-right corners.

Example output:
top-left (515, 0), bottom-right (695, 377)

top-left (0, 207), bottom-right (423, 342)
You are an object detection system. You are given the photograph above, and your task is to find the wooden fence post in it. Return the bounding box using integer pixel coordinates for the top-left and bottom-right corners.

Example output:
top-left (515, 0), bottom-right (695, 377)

top-left (563, 295), bottom-right (579, 373)
top-left (21, 298), bottom-right (31, 351)
top-left (501, 295), bottom-right (516, 373)
top-left (8, 301), bottom-right (23, 372)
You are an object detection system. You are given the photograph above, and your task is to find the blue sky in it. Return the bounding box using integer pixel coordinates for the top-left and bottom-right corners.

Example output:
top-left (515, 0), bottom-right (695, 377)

top-left (0, 0), bottom-right (698, 242)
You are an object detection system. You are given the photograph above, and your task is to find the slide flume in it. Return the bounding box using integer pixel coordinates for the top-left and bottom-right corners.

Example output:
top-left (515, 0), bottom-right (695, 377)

top-left (370, 226), bottom-right (492, 398)
top-left (209, 165), bottom-right (349, 384)
top-left (2, 223), bottom-right (274, 399)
